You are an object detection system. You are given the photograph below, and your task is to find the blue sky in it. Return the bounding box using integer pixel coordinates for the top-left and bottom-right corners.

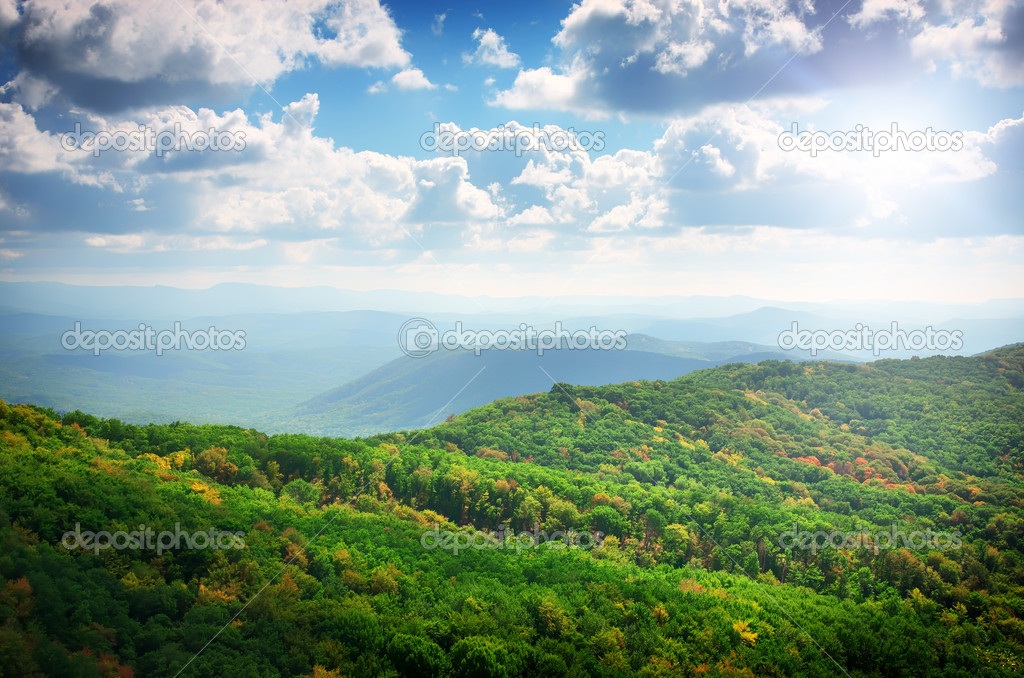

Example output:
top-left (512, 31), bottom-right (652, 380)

top-left (0, 0), bottom-right (1021, 303)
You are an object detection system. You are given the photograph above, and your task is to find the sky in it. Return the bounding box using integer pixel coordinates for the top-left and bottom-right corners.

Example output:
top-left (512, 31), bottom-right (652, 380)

top-left (0, 0), bottom-right (1022, 303)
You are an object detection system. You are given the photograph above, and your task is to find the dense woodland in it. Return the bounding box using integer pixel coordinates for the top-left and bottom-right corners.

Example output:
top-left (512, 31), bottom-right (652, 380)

top-left (1, 345), bottom-right (1023, 676)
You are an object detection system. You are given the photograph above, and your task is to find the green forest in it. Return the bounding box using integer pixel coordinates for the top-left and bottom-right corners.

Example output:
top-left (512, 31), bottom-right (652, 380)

top-left (1, 345), bottom-right (1023, 677)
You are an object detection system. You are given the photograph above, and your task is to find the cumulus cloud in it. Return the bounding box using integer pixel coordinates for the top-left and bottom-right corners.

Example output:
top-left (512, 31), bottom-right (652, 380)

top-left (0, 102), bottom-right (70, 173)
top-left (0, 95), bottom-right (509, 247)
top-left (48, 101), bottom-right (259, 180)
top-left (654, 39), bottom-right (714, 75)
top-left (505, 129), bottom-right (663, 230)
top-left (463, 28), bottom-right (521, 68)
top-left (391, 68), bottom-right (438, 90)
top-left (490, 0), bottom-right (825, 115)
top-left (2, 97), bottom-right (1019, 267)
top-left (0, 0), bottom-right (18, 33)
top-left (489, 0), bottom-right (1023, 117)
top-left (960, 112), bottom-right (1024, 176)
top-left (4, 0), bottom-right (410, 111)
top-left (848, 0), bottom-right (926, 28)
top-left (0, 102), bottom-right (115, 187)
top-left (507, 205), bottom-right (555, 226)
top-left (468, 100), bottom-right (1019, 235)
top-left (587, 193), bottom-right (668, 232)
top-left (168, 95), bottom-right (503, 240)
top-left (490, 58), bottom-right (604, 118)
top-left (910, 0), bottom-right (1024, 87)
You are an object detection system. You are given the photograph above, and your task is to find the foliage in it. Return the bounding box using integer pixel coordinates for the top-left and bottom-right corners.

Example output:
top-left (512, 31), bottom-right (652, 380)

top-left (0, 345), bottom-right (1022, 675)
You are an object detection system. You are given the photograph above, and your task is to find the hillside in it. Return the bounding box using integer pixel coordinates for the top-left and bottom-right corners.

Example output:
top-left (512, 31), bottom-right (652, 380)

top-left (0, 347), bottom-right (1022, 676)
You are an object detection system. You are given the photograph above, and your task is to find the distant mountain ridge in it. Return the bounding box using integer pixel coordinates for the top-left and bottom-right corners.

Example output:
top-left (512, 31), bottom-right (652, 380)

top-left (290, 335), bottom-right (859, 437)
top-left (292, 348), bottom-right (713, 437)
top-left (3, 280), bottom-right (1022, 320)
top-left (1, 286), bottom-right (1020, 434)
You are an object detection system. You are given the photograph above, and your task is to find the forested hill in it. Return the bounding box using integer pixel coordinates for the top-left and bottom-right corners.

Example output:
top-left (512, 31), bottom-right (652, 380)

top-left (0, 345), bottom-right (1022, 676)
top-left (405, 343), bottom-right (1024, 482)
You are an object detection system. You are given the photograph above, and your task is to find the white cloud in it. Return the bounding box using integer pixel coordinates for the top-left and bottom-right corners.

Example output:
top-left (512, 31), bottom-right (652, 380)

top-left (83, 234), bottom-right (146, 251)
top-left (0, 0), bottom-right (18, 33)
top-left (653, 100), bottom-right (815, 190)
top-left (698, 144), bottom-right (736, 177)
top-left (392, 68), bottom-right (438, 90)
top-left (554, 0), bottom-right (668, 51)
top-left (43, 102), bottom-right (258, 182)
top-left (467, 224), bottom-right (556, 252)
top-left (844, 0), bottom-right (1024, 87)
top-left (84, 233), bottom-right (268, 253)
top-left (464, 28), bottom-right (521, 68)
top-left (490, 0), bottom-right (827, 116)
top-left (0, 96), bottom-right (505, 248)
top-left (8, 0), bottom-right (410, 109)
top-left (587, 193), bottom-right (667, 232)
top-left (0, 103), bottom-right (69, 173)
top-left (910, 1), bottom-right (1024, 86)
top-left (848, 0), bottom-right (926, 29)
top-left (730, 0), bottom-right (823, 57)
top-left (484, 100), bottom-right (1016, 235)
top-left (0, 102), bottom-right (114, 187)
top-left (490, 58), bottom-right (605, 118)
top-left (170, 96), bottom-right (504, 240)
top-left (432, 12), bottom-right (447, 37)
top-left (489, 0), bottom-right (1024, 119)
top-left (2, 93), bottom-right (1019, 292)
top-left (554, 0), bottom-right (821, 58)
top-left (654, 39), bottom-right (714, 75)
top-left (507, 129), bottom-right (662, 229)
top-left (507, 205), bottom-right (555, 226)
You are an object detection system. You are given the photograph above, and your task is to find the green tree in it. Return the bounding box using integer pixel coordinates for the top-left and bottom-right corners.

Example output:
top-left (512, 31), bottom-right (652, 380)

top-left (387, 633), bottom-right (449, 677)
top-left (450, 636), bottom-right (510, 678)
